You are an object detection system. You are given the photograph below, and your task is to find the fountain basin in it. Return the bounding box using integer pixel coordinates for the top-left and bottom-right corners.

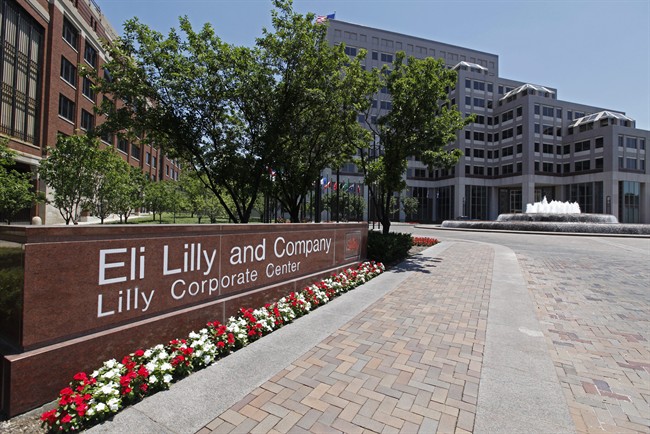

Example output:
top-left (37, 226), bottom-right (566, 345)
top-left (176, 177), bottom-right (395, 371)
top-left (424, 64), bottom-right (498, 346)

top-left (441, 218), bottom-right (650, 235)
top-left (497, 213), bottom-right (619, 224)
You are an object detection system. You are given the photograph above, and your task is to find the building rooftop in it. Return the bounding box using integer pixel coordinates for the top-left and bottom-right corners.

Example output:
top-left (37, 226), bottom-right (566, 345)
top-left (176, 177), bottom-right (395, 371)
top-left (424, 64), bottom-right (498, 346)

top-left (500, 83), bottom-right (555, 101)
top-left (569, 110), bottom-right (634, 128)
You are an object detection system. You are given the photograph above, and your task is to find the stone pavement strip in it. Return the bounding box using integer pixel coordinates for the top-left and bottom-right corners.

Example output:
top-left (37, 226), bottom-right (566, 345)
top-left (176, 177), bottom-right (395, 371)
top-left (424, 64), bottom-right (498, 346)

top-left (199, 242), bottom-right (494, 434)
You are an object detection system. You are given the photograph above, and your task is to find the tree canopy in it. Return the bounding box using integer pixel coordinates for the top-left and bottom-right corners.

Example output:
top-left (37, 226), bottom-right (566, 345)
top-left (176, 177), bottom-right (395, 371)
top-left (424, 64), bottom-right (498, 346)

top-left (360, 52), bottom-right (469, 233)
top-left (87, 0), bottom-right (375, 223)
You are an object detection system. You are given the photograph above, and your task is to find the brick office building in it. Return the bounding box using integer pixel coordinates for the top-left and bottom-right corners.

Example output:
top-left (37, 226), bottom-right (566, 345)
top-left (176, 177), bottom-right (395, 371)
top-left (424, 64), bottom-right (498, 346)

top-left (0, 0), bottom-right (180, 224)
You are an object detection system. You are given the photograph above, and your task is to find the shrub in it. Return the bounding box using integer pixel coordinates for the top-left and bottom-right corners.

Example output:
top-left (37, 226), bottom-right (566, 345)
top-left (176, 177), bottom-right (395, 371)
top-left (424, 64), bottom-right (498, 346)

top-left (367, 231), bottom-right (413, 265)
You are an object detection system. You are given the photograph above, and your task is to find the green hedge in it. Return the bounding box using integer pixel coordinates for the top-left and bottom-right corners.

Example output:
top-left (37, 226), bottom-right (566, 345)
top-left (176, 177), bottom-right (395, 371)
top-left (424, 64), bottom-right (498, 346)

top-left (366, 231), bottom-right (413, 265)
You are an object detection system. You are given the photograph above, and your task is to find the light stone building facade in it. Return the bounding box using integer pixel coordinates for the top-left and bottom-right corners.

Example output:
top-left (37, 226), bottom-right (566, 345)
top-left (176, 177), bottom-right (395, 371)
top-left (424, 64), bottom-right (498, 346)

top-left (326, 20), bottom-right (649, 224)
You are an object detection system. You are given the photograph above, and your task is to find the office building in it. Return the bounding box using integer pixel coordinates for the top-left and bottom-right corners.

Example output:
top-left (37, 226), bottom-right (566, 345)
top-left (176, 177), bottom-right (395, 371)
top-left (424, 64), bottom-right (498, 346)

top-left (0, 0), bottom-right (180, 224)
top-left (326, 20), bottom-right (649, 224)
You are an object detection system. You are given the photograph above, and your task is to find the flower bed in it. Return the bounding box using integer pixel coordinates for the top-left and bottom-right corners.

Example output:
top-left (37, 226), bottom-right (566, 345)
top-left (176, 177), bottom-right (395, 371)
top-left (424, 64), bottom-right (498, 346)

top-left (412, 236), bottom-right (440, 247)
top-left (40, 261), bottom-right (385, 433)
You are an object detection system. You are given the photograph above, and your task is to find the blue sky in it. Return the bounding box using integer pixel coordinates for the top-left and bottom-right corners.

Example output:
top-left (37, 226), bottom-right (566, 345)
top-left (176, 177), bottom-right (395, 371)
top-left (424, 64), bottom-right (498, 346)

top-left (98, 0), bottom-right (649, 130)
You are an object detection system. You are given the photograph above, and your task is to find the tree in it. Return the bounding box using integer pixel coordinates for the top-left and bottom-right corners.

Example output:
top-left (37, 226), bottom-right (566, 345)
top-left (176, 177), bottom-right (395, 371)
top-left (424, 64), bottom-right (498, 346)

top-left (143, 180), bottom-right (173, 223)
top-left (359, 52), bottom-right (469, 234)
top-left (259, 1), bottom-right (375, 222)
top-left (85, 149), bottom-right (126, 224)
top-left (112, 165), bottom-right (146, 223)
top-left (86, 17), bottom-right (274, 224)
top-left (0, 140), bottom-right (40, 224)
top-left (39, 135), bottom-right (102, 225)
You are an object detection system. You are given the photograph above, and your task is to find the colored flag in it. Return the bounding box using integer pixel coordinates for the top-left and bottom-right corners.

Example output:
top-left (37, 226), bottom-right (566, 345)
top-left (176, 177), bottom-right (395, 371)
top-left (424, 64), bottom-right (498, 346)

top-left (316, 13), bottom-right (335, 24)
top-left (356, 184), bottom-right (361, 194)
top-left (324, 180), bottom-right (331, 190)
top-left (333, 182), bottom-right (338, 191)
top-left (320, 176), bottom-right (328, 186)
top-left (348, 183), bottom-right (355, 192)
top-left (342, 180), bottom-right (349, 191)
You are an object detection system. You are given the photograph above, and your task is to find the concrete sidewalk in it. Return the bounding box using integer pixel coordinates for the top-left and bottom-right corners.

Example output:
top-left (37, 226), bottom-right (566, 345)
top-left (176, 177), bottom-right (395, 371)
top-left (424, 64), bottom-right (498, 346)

top-left (87, 239), bottom-right (580, 434)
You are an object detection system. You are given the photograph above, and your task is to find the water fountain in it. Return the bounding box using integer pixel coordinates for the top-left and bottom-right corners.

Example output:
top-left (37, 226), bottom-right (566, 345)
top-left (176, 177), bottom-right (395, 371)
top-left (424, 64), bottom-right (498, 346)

top-left (441, 196), bottom-right (649, 235)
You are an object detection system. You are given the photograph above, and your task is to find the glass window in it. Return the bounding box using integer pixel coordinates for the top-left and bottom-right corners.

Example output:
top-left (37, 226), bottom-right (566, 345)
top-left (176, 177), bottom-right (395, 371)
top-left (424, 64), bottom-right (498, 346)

top-left (62, 17), bottom-right (78, 49)
top-left (542, 106), bottom-right (554, 117)
top-left (131, 143), bottom-right (141, 160)
top-left (626, 137), bottom-right (637, 149)
top-left (118, 137), bottom-right (128, 153)
top-left (380, 53), bottom-right (393, 62)
top-left (487, 83), bottom-right (493, 93)
top-left (626, 158), bottom-right (637, 170)
top-left (58, 94), bottom-right (75, 121)
top-left (534, 104), bottom-right (540, 115)
top-left (473, 81), bottom-right (485, 91)
top-left (595, 137), bottom-right (603, 148)
top-left (80, 109), bottom-right (94, 131)
top-left (640, 138), bottom-right (645, 150)
top-left (0, 0), bottom-right (44, 145)
top-left (473, 98), bottom-right (485, 108)
top-left (60, 56), bottom-right (77, 86)
top-left (84, 43), bottom-right (97, 68)
top-left (465, 79), bottom-right (471, 89)
top-left (556, 108), bottom-right (562, 118)
top-left (82, 77), bottom-right (95, 100)
top-left (498, 85), bottom-right (504, 94)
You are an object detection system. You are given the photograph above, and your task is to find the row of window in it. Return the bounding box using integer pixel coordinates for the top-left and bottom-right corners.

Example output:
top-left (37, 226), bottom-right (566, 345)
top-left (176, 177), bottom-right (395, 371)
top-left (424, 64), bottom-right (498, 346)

top-left (464, 79), bottom-right (494, 93)
top-left (533, 123), bottom-right (562, 137)
top-left (464, 96), bottom-right (494, 109)
top-left (465, 159), bottom-right (606, 177)
top-left (464, 125), bottom-right (522, 142)
top-left (619, 157), bottom-right (646, 171)
top-left (464, 144), bottom-right (523, 159)
top-left (618, 135), bottom-right (646, 150)
top-left (534, 104), bottom-right (563, 119)
top-left (61, 56), bottom-right (96, 100)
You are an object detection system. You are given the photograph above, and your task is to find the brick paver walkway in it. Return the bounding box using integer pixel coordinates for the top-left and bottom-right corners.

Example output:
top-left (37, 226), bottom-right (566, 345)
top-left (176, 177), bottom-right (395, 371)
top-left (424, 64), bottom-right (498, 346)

top-left (519, 244), bottom-right (650, 434)
top-left (199, 244), bottom-right (493, 434)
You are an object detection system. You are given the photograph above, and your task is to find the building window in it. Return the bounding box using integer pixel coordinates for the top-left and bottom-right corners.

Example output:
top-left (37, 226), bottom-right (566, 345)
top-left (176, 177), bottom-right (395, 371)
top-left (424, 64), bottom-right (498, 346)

top-left (473, 81), bottom-right (485, 91)
top-left (556, 108), bottom-right (562, 118)
top-left (0, 0), bottom-right (44, 145)
top-left (640, 138), bottom-right (645, 150)
top-left (487, 83), bottom-right (493, 93)
top-left (618, 181), bottom-right (640, 223)
top-left (625, 158), bottom-right (637, 170)
top-left (58, 94), bottom-right (75, 121)
top-left (118, 137), bottom-right (128, 153)
top-left (595, 158), bottom-right (603, 170)
top-left (473, 132), bottom-right (485, 142)
top-left (380, 52), bottom-right (393, 62)
top-left (626, 137), bottom-right (637, 149)
top-left (542, 125), bottom-right (554, 136)
top-left (465, 96), bottom-right (471, 106)
top-left (542, 143), bottom-right (554, 154)
top-left (575, 160), bottom-right (590, 172)
top-left (542, 106), bottom-right (554, 117)
top-left (574, 140), bottom-right (590, 152)
top-left (84, 43), bottom-right (97, 68)
top-left (62, 17), bottom-right (78, 50)
top-left (473, 148), bottom-right (484, 158)
top-left (473, 97), bottom-right (485, 108)
top-left (534, 104), bottom-right (540, 115)
top-left (60, 56), bottom-right (77, 87)
top-left (344, 46), bottom-right (357, 56)
top-left (80, 109), bottom-right (94, 131)
top-left (131, 143), bottom-right (141, 160)
top-left (534, 124), bottom-right (540, 134)
top-left (82, 77), bottom-right (95, 101)
top-left (465, 79), bottom-right (471, 89)
top-left (595, 137), bottom-right (604, 148)
top-left (542, 162), bottom-right (553, 173)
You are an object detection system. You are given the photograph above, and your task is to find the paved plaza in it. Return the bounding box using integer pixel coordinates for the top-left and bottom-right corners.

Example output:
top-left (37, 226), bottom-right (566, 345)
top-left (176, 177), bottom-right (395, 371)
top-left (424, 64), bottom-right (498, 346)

top-left (82, 227), bottom-right (649, 433)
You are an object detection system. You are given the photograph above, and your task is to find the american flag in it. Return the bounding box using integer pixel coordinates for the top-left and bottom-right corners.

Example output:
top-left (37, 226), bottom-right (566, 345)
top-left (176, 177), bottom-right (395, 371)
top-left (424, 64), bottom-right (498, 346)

top-left (316, 13), bottom-right (335, 24)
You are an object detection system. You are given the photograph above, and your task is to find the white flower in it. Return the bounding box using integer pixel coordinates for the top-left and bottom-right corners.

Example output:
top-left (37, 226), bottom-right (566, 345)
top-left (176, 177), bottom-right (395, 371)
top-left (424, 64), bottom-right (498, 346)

top-left (144, 349), bottom-right (152, 358)
top-left (100, 384), bottom-right (115, 395)
top-left (107, 398), bottom-right (120, 412)
top-left (104, 359), bottom-right (117, 369)
top-left (160, 362), bottom-right (173, 371)
top-left (149, 375), bottom-right (158, 384)
top-left (94, 402), bottom-right (106, 413)
top-left (163, 374), bottom-right (173, 384)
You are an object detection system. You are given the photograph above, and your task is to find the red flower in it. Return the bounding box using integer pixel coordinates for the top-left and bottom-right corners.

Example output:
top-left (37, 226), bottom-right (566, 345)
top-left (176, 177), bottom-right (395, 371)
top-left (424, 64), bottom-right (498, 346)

top-left (40, 409), bottom-right (57, 424)
top-left (73, 372), bottom-right (87, 382)
top-left (61, 413), bottom-right (72, 424)
top-left (134, 349), bottom-right (145, 357)
top-left (216, 341), bottom-right (225, 348)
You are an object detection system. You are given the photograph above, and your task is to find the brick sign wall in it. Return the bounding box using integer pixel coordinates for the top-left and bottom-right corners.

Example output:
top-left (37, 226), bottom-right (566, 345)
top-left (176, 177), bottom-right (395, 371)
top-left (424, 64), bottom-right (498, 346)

top-left (0, 223), bottom-right (366, 417)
